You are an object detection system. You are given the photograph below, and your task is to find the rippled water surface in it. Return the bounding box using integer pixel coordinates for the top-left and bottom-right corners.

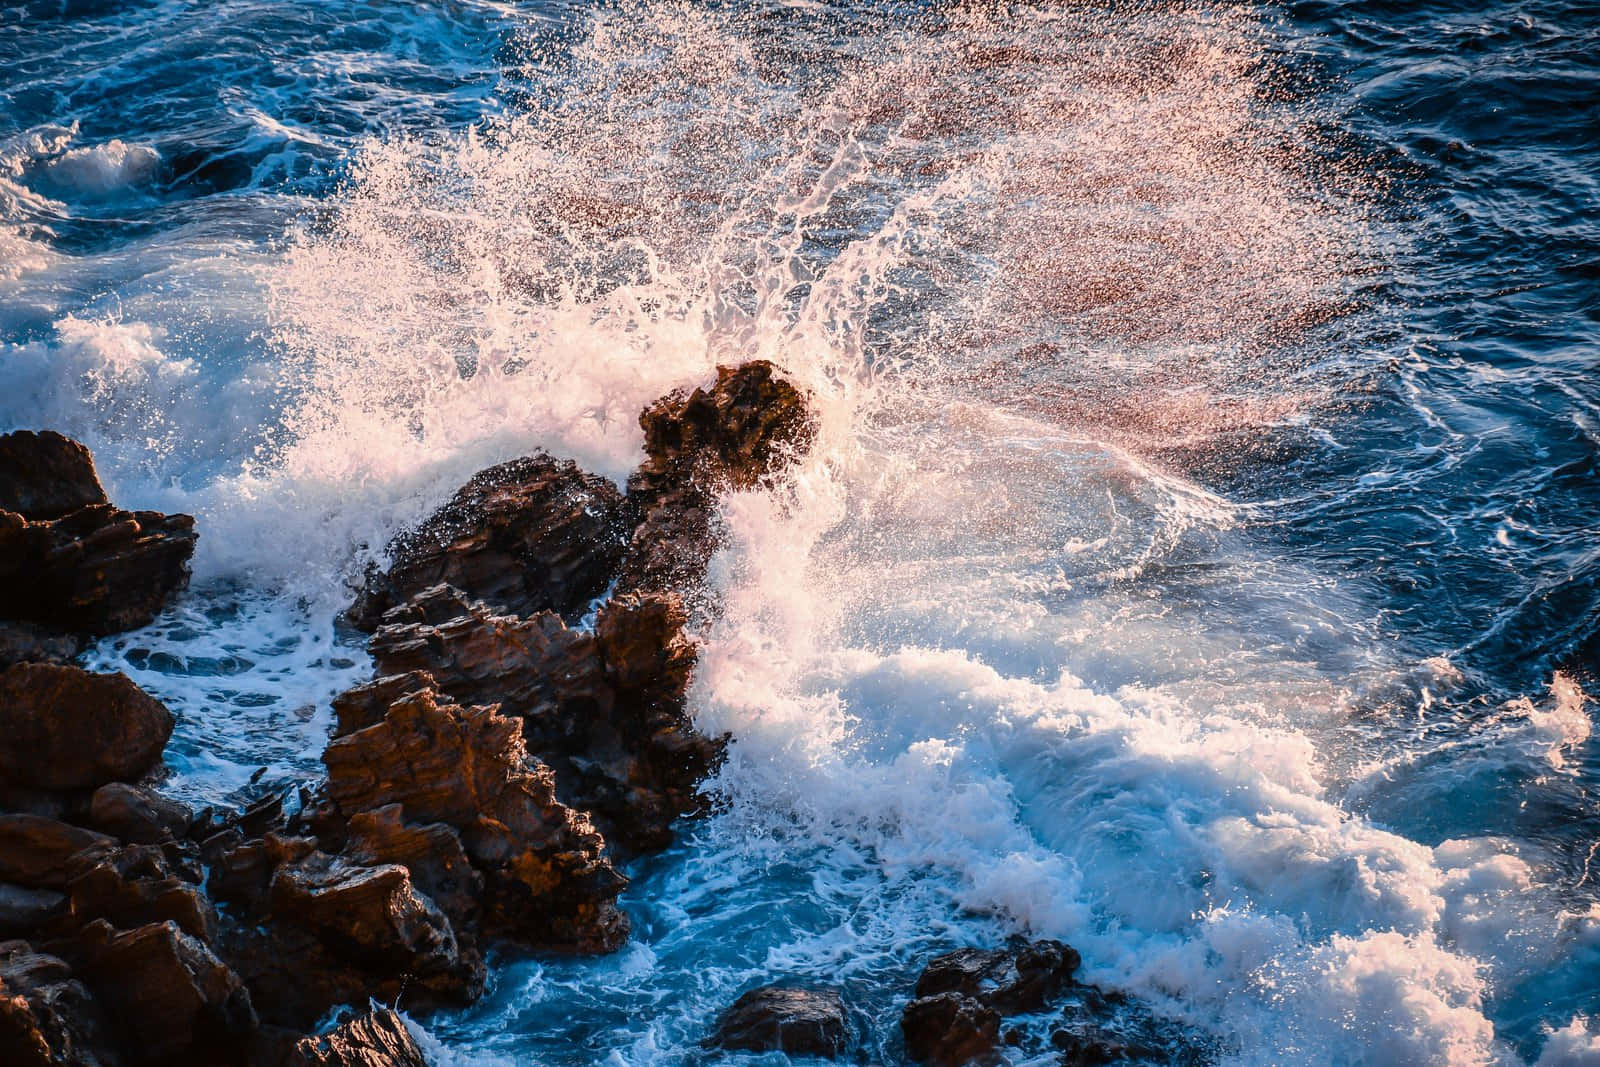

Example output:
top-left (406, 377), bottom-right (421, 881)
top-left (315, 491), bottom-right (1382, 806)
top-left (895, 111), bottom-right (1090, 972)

top-left (3, 1), bottom-right (1599, 1063)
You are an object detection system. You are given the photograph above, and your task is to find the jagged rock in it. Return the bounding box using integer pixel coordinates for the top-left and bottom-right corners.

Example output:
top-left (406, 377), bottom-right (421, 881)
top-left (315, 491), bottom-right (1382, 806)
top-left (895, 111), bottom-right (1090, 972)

top-left (87, 783), bottom-right (193, 845)
top-left (348, 454), bottom-right (628, 630)
top-left (0, 505), bottom-right (196, 636)
top-left (620, 362), bottom-right (815, 597)
top-left (277, 1007), bottom-right (428, 1067)
top-left (269, 852), bottom-right (470, 989)
top-left (903, 941), bottom-right (1081, 1066)
top-left (0, 431), bottom-right (107, 521)
top-left (0, 664), bottom-right (174, 793)
top-left (0, 941), bottom-right (119, 1067)
top-left (629, 360), bottom-right (816, 508)
top-left (322, 687), bottom-right (628, 951)
top-left (0, 621), bottom-right (84, 670)
top-left (77, 919), bottom-right (256, 1065)
top-left (343, 805), bottom-right (482, 931)
top-left (64, 844), bottom-right (215, 944)
top-left (902, 991), bottom-right (1003, 1067)
top-left (368, 586), bottom-right (718, 852)
top-left (710, 986), bottom-right (849, 1057)
top-left (330, 671), bottom-right (438, 739)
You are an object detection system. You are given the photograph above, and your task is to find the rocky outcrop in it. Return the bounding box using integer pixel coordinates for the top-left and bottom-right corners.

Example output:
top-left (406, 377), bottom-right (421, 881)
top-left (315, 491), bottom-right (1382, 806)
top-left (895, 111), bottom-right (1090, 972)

top-left (0, 431), bottom-right (106, 520)
top-left (710, 986), bottom-right (849, 1057)
top-left (902, 941), bottom-right (1196, 1066)
top-left (322, 684), bottom-right (628, 951)
top-left (274, 1007), bottom-right (428, 1067)
top-left (0, 664), bottom-right (174, 795)
top-left (0, 622), bottom-right (83, 670)
top-left (622, 360), bottom-right (816, 596)
top-left (367, 585), bottom-right (716, 852)
top-left (348, 454), bottom-right (629, 630)
top-left (0, 940), bottom-right (118, 1067)
top-left (0, 430), bottom-right (196, 638)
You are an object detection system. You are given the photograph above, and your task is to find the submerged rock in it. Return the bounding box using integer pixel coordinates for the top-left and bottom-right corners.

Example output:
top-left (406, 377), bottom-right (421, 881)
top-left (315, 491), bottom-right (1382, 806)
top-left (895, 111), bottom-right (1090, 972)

top-left (348, 454), bottom-right (629, 630)
top-left (710, 986), bottom-right (849, 1057)
top-left (0, 663), bottom-right (174, 794)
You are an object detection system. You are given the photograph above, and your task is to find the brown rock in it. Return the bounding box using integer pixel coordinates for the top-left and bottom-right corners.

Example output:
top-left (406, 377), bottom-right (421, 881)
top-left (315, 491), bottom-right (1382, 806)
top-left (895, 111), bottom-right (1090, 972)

top-left (343, 805), bottom-right (481, 931)
top-left (0, 815), bottom-right (115, 890)
top-left (901, 991), bottom-right (1002, 1067)
top-left (87, 783), bottom-right (193, 845)
top-left (629, 360), bottom-right (816, 508)
top-left (277, 1006), bottom-right (428, 1067)
top-left (368, 586), bottom-right (718, 852)
top-left (0, 504), bottom-right (196, 636)
top-left (0, 664), bottom-right (174, 792)
top-left (0, 431), bottom-right (107, 521)
top-left (269, 852), bottom-right (467, 984)
top-left (348, 454), bottom-right (628, 630)
top-left (711, 986), bottom-right (849, 1057)
top-left (0, 940), bottom-right (119, 1067)
top-left (0, 621), bottom-right (84, 670)
top-left (330, 671), bottom-right (437, 739)
top-left (78, 919), bottom-right (256, 1064)
top-left (322, 687), bottom-right (628, 951)
top-left (0, 886), bottom-right (67, 937)
top-left (64, 844), bottom-right (215, 943)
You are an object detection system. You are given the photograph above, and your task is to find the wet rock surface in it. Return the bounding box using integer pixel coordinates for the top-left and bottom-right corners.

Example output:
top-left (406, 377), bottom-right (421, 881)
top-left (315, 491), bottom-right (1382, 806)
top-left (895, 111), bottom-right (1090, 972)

top-left (902, 941), bottom-right (1197, 1066)
top-left (710, 985), bottom-right (849, 1057)
top-left (0, 664), bottom-right (174, 794)
top-left (348, 453), bottom-right (629, 630)
top-left (0, 368), bottom-right (818, 1063)
top-left (0, 429), bottom-right (196, 638)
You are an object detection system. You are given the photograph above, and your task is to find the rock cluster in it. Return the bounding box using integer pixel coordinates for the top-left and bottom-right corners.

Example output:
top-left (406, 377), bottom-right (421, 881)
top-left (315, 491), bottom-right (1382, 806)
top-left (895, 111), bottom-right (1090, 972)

top-left (709, 986), bottom-right (850, 1057)
top-left (0, 430), bottom-right (196, 638)
top-left (0, 362), bottom-right (818, 1064)
top-left (901, 941), bottom-right (1193, 1066)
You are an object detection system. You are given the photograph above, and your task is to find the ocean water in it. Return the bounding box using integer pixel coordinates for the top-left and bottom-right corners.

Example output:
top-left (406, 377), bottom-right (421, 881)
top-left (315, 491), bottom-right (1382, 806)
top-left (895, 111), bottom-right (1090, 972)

top-left (3, 0), bottom-right (1599, 1063)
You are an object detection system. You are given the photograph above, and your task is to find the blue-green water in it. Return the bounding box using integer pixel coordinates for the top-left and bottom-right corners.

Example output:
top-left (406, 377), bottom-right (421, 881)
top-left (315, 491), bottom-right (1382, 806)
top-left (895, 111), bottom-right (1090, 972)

top-left (4, 1), bottom-right (1599, 1062)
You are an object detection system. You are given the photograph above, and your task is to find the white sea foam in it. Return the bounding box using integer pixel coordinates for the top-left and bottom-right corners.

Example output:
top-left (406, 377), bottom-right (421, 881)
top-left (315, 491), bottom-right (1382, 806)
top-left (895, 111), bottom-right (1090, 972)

top-left (6, 1), bottom-right (1591, 1063)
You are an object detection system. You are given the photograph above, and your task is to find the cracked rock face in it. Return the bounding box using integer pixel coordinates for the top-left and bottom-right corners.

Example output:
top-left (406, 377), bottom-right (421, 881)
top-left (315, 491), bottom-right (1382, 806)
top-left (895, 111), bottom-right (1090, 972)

top-left (347, 454), bottom-right (629, 630)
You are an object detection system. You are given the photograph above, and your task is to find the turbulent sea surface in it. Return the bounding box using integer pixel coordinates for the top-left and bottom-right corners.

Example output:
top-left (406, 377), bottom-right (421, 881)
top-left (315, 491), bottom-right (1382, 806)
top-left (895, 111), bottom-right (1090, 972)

top-left (4, 0), bottom-right (1600, 1062)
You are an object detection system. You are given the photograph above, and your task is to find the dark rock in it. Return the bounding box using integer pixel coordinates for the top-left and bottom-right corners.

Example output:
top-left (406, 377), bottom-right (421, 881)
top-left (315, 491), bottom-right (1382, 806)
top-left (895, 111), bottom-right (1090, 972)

top-left (322, 686), bottom-right (628, 952)
top-left (78, 919), bottom-right (256, 1064)
top-left (269, 851), bottom-right (469, 988)
top-left (629, 360), bottom-right (816, 509)
top-left (330, 671), bottom-right (437, 739)
top-left (343, 805), bottom-right (482, 932)
top-left (348, 454), bottom-right (628, 630)
top-left (711, 986), bottom-right (849, 1057)
top-left (0, 621), bottom-right (84, 669)
top-left (368, 585), bottom-right (719, 852)
top-left (620, 362), bottom-right (815, 598)
top-left (0, 664), bottom-right (174, 792)
top-left (0, 886), bottom-right (67, 938)
top-left (0, 815), bottom-right (115, 889)
top-left (0, 940), bottom-right (119, 1067)
top-left (913, 941), bottom-right (1079, 1012)
top-left (0, 431), bottom-right (107, 521)
top-left (902, 991), bottom-right (1002, 1067)
top-left (277, 1007), bottom-right (428, 1067)
top-left (0, 504), bottom-right (196, 636)
top-left (64, 843), bottom-right (215, 943)
top-left (87, 783), bottom-right (193, 845)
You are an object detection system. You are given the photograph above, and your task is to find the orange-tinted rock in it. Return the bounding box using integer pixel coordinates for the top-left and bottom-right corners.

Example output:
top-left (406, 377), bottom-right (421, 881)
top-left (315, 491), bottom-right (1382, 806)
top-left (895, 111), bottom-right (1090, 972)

top-left (322, 687), bottom-right (627, 951)
top-left (0, 815), bottom-right (115, 890)
top-left (276, 1006), bottom-right (428, 1067)
top-left (343, 805), bottom-right (481, 932)
top-left (0, 664), bottom-right (174, 793)
top-left (348, 454), bottom-right (627, 630)
top-left (0, 941), bottom-right (118, 1067)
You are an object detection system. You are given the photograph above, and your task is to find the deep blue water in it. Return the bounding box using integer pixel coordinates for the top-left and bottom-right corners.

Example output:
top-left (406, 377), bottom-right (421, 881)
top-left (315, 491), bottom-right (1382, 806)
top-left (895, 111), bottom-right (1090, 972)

top-left (4, 1), bottom-right (1600, 1063)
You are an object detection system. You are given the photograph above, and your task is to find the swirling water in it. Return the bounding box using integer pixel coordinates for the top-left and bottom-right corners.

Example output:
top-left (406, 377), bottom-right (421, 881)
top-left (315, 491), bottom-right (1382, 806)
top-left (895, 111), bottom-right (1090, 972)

top-left (3, 1), bottom-right (1599, 1063)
